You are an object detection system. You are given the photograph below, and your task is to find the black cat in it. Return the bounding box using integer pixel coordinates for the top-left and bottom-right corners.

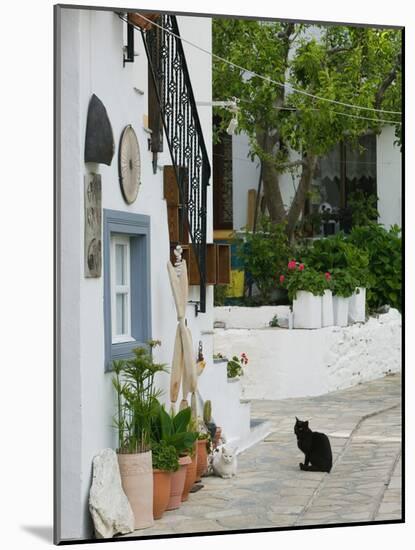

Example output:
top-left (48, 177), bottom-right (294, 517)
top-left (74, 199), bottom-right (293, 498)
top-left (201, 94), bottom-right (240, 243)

top-left (294, 417), bottom-right (332, 473)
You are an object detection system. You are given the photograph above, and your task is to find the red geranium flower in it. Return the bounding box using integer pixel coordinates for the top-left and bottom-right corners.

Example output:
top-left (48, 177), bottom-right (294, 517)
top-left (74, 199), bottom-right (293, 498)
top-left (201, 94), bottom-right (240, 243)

top-left (325, 272), bottom-right (331, 281)
top-left (288, 260), bottom-right (296, 270)
top-left (279, 274), bottom-right (285, 283)
top-left (298, 263), bottom-right (305, 271)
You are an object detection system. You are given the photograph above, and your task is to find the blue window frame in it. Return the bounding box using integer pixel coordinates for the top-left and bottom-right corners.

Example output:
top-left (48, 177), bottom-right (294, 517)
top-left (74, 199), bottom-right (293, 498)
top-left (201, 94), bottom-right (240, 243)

top-left (103, 209), bottom-right (152, 371)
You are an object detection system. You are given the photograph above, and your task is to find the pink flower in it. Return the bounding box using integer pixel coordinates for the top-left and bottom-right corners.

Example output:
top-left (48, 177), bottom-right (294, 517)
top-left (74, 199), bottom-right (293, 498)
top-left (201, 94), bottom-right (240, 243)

top-left (298, 264), bottom-right (305, 271)
top-left (279, 274), bottom-right (285, 284)
top-left (325, 272), bottom-right (331, 281)
top-left (288, 260), bottom-right (296, 270)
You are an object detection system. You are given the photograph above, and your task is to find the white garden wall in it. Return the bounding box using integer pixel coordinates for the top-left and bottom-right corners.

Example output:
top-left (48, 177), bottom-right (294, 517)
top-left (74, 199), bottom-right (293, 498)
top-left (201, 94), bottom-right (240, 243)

top-left (214, 308), bottom-right (401, 400)
top-left (215, 305), bottom-right (290, 329)
top-left (58, 8), bottom-right (212, 540)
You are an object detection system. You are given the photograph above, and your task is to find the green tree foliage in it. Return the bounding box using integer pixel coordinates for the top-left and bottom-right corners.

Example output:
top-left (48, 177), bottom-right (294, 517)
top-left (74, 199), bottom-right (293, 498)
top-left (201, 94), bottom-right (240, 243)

top-left (213, 20), bottom-right (402, 238)
top-left (348, 223), bottom-right (402, 311)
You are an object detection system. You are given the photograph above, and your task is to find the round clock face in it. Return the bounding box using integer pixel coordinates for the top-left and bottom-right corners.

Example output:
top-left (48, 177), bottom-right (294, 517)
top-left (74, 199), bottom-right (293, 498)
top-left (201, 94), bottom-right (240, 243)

top-left (118, 125), bottom-right (141, 204)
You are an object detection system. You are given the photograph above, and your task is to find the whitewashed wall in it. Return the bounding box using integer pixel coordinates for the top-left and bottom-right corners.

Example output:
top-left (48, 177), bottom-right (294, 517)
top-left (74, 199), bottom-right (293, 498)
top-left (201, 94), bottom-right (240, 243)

top-left (59, 8), bottom-right (212, 540)
top-left (231, 128), bottom-right (402, 232)
top-left (377, 125), bottom-right (402, 229)
top-left (214, 309), bottom-right (401, 400)
top-left (232, 133), bottom-right (297, 231)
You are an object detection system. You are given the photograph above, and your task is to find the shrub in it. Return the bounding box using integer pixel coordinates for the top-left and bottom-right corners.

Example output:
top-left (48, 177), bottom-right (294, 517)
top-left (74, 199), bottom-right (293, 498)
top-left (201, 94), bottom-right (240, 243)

top-left (348, 223), bottom-right (402, 311)
top-left (299, 234), bottom-right (370, 288)
top-left (236, 216), bottom-right (291, 303)
top-left (330, 268), bottom-right (359, 298)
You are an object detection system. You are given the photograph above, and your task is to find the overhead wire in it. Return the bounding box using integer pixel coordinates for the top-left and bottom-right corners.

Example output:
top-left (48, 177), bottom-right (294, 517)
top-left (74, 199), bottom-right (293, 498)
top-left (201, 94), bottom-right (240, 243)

top-left (119, 11), bottom-right (402, 120)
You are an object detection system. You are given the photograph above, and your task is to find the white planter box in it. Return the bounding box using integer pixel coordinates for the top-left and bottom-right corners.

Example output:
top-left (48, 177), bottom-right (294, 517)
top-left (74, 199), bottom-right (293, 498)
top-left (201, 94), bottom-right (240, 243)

top-left (333, 296), bottom-right (349, 327)
top-left (293, 291), bottom-right (322, 329)
top-left (322, 290), bottom-right (334, 327)
top-left (348, 287), bottom-right (366, 323)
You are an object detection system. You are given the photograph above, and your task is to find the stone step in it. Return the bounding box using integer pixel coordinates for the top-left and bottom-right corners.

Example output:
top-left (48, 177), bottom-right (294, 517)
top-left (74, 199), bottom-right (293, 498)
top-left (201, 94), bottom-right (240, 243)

top-left (227, 418), bottom-right (273, 455)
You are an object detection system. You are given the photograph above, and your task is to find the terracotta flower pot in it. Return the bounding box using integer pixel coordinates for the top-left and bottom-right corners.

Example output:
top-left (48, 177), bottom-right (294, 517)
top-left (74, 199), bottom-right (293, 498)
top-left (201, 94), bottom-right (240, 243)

top-left (195, 439), bottom-right (208, 482)
top-left (167, 455), bottom-right (191, 510)
top-left (118, 450), bottom-right (154, 530)
top-left (153, 470), bottom-right (172, 520)
top-left (181, 451), bottom-right (198, 501)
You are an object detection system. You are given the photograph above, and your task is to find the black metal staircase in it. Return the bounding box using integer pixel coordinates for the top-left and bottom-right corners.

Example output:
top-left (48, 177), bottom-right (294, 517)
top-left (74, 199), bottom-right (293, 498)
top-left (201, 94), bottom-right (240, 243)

top-left (140, 15), bottom-right (211, 314)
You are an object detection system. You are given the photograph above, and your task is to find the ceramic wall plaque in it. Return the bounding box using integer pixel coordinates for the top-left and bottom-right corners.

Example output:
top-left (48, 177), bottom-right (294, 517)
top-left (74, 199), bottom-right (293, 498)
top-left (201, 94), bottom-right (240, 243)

top-left (84, 173), bottom-right (102, 277)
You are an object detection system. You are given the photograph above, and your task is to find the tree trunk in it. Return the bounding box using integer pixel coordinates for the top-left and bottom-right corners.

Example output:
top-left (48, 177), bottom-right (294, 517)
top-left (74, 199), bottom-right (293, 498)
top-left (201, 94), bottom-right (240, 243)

top-left (286, 154), bottom-right (318, 240)
top-left (262, 160), bottom-right (286, 224)
top-left (256, 130), bottom-right (286, 225)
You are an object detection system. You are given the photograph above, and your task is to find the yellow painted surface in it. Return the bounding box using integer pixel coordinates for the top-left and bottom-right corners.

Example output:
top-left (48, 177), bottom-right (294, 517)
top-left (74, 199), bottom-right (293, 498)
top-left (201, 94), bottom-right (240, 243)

top-left (226, 269), bottom-right (245, 298)
top-left (213, 229), bottom-right (234, 240)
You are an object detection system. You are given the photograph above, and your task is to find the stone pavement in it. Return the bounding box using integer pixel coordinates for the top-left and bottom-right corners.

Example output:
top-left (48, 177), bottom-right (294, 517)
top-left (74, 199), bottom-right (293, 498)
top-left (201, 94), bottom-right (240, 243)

top-left (125, 373), bottom-right (402, 537)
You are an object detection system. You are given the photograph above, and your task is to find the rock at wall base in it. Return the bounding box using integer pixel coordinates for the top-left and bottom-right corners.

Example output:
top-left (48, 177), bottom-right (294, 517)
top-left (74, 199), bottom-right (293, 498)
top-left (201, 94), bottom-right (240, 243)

top-left (89, 448), bottom-right (135, 539)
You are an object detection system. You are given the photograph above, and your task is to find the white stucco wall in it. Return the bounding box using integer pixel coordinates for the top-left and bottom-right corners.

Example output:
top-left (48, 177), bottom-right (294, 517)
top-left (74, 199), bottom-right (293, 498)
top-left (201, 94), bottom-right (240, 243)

top-left (377, 125), bottom-right (402, 229)
top-left (58, 8), bottom-right (212, 541)
top-left (214, 309), bottom-right (401, 400)
top-left (231, 133), bottom-right (298, 232)
top-left (215, 305), bottom-right (290, 329)
top-left (231, 126), bottom-right (402, 232)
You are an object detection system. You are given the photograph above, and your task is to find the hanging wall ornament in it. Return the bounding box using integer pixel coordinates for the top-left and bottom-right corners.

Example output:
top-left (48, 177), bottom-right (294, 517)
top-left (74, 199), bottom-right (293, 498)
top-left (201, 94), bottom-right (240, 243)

top-left (84, 173), bottom-right (102, 277)
top-left (84, 94), bottom-right (115, 165)
top-left (118, 125), bottom-right (141, 204)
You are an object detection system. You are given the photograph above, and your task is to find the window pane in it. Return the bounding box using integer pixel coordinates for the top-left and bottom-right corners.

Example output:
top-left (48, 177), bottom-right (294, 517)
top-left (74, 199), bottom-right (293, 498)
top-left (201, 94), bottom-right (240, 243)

top-left (116, 293), bottom-right (125, 335)
top-left (115, 244), bottom-right (125, 285)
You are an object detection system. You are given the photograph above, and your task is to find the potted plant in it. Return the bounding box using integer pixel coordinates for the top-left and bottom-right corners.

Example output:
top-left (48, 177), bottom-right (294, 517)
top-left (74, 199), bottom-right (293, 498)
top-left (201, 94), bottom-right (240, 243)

top-left (281, 261), bottom-right (326, 329)
top-left (331, 269), bottom-right (358, 326)
top-left (202, 400), bottom-right (223, 449)
top-left (112, 342), bottom-right (168, 530)
top-left (226, 353), bottom-right (248, 380)
top-left (151, 441), bottom-right (178, 519)
top-left (299, 236), bottom-right (369, 324)
top-left (150, 405), bottom-right (198, 510)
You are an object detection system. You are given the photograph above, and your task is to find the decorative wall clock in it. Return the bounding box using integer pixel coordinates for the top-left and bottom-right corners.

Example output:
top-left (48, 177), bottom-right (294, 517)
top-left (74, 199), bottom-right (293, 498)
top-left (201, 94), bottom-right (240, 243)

top-left (118, 125), bottom-right (141, 204)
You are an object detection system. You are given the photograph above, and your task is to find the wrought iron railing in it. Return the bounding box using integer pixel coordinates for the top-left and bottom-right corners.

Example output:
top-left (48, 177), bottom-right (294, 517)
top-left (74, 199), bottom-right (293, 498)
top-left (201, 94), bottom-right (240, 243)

top-left (140, 14), bottom-right (211, 314)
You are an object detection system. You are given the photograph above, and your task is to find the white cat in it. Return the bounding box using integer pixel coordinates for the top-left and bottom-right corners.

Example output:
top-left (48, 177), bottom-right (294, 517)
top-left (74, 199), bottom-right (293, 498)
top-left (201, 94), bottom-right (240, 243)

top-left (211, 445), bottom-right (238, 479)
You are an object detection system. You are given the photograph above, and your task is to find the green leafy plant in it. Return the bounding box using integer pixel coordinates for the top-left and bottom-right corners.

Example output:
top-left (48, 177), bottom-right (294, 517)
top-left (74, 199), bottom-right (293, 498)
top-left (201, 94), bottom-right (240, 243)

top-left (299, 235), bottom-right (370, 288)
top-left (151, 404), bottom-right (198, 457)
top-left (340, 190), bottom-right (379, 229)
top-left (330, 268), bottom-right (359, 298)
top-left (236, 216), bottom-right (291, 303)
top-left (112, 342), bottom-right (168, 454)
top-left (348, 223), bottom-right (402, 311)
top-left (214, 284), bottom-right (228, 306)
top-left (227, 353), bottom-right (248, 379)
top-left (269, 314), bottom-right (279, 327)
top-left (151, 441), bottom-right (179, 472)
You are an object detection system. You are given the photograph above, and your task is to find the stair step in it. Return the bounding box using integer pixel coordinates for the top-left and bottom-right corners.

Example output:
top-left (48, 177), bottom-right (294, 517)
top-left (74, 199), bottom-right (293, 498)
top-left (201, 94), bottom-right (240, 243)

top-left (235, 419), bottom-right (273, 455)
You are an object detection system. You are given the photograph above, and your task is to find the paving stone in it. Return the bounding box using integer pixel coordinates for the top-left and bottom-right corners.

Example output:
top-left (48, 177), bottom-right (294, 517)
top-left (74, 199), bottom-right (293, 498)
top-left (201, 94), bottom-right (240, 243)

top-left (122, 374), bottom-right (401, 537)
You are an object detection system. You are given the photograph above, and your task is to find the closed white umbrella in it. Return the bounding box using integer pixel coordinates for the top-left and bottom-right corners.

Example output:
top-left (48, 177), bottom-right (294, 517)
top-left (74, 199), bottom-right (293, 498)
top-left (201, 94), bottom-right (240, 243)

top-left (167, 246), bottom-right (197, 412)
